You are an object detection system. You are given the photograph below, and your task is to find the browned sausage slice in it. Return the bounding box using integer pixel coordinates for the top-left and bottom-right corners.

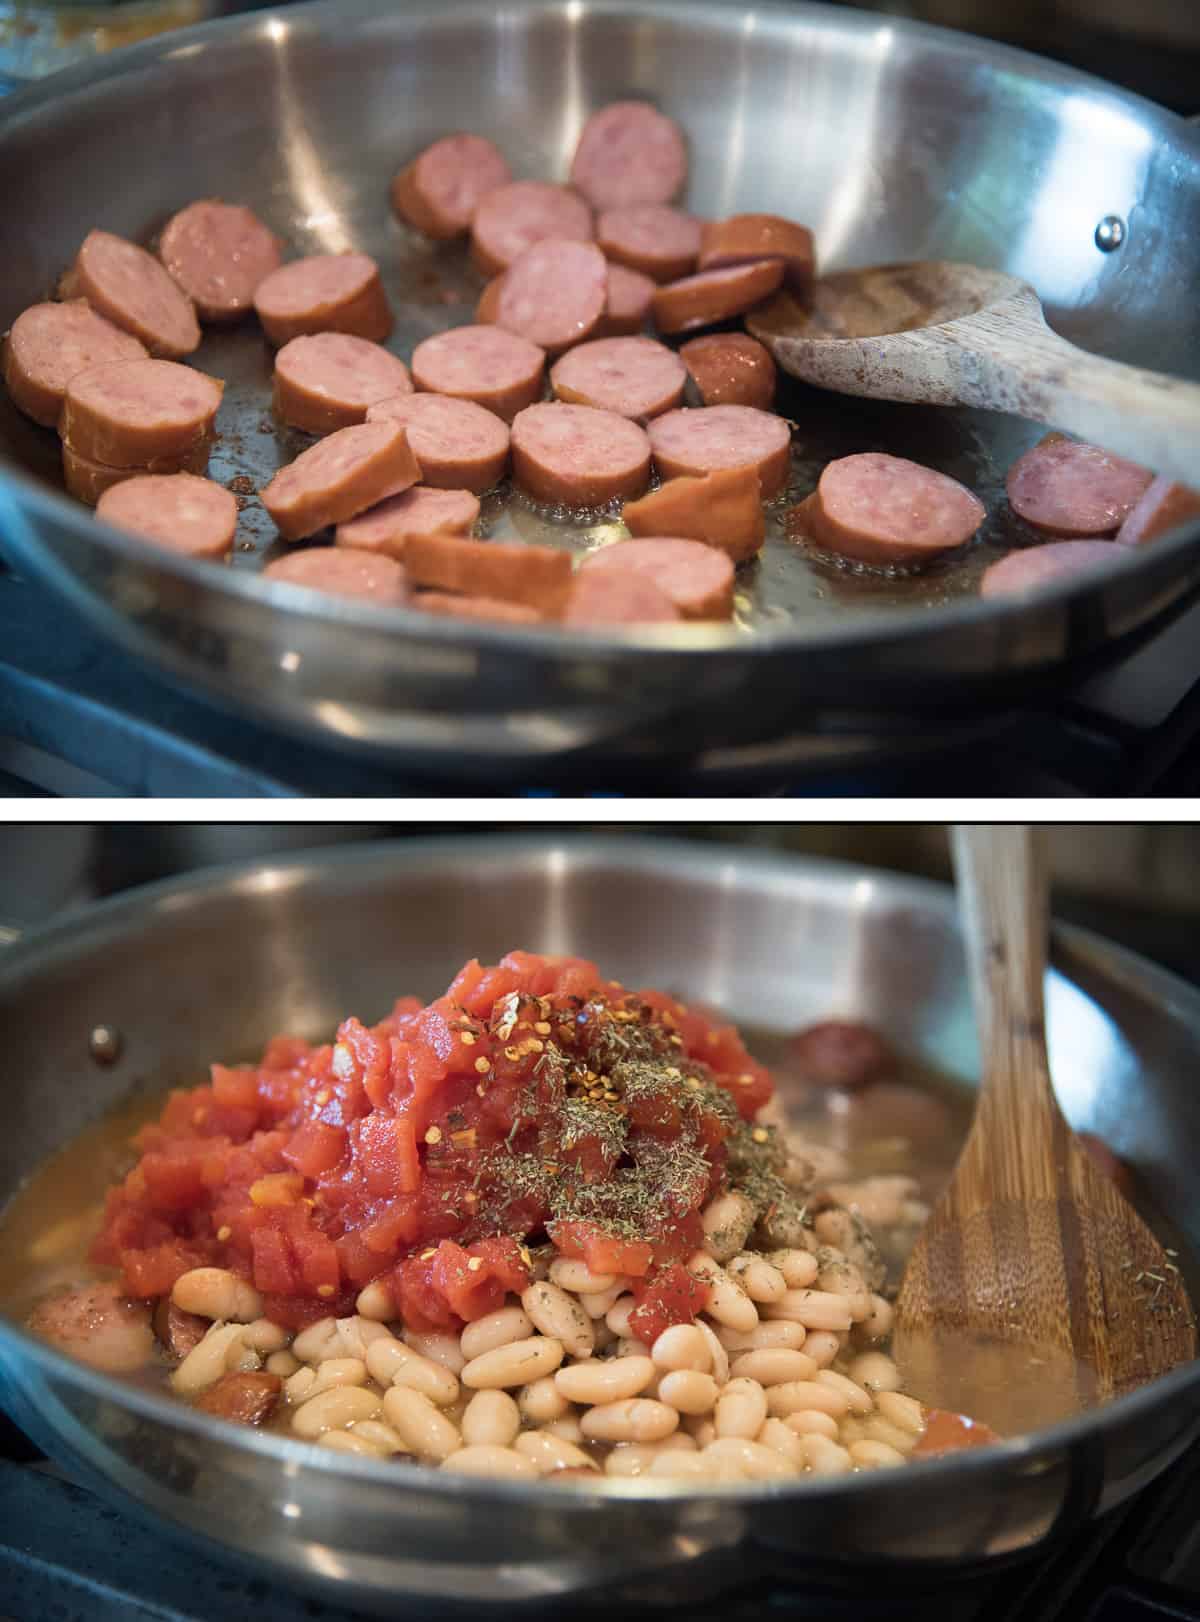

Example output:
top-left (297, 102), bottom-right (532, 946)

top-left (391, 134), bottom-right (512, 240)
top-left (475, 277), bottom-right (504, 326)
top-left (27, 1282), bottom-right (155, 1374)
top-left (580, 537), bottom-right (734, 620)
top-left (2, 301), bottom-right (146, 428)
top-left (550, 336), bottom-right (686, 422)
top-left (263, 545), bottom-right (408, 603)
top-left (366, 393), bottom-right (509, 493)
top-left (1114, 475), bottom-right (1200, 548)
top-left (1006, 433), bottom-right (1153, 537)
top-left (698, 214), bottom-right (815, 297)
top-left (622, 465), bottom-right (764, 563)
top-left (651, 261), bottom-right (784, 337)
top-left (261, 420), bottom-right (420, 540)
top-left (596, 204), bottom-right (703, 283)
top-left (253, 253), bottom-right (393, 346)
top-left (67, 230), bottom-right (201, 359)
top-left (648, 404), bottom-right (791, 500)
top-left (153, 1298), bottom-right (208, 1361)
top-left (511, 401), bottom-right (651, 506)
top-left (470, 182), bottom-right (593, 278)
top-left (789, 1021), bottom-right (894, 1090)
top-left (273, 332), bottom-right (412, 435)
top-left (979, 540), bottom-right (1121, 598)
top-left (61, 359), bottom-right (223, 467)
top-left (404, 533), bottom-right (571, 612)
top-left (679, 333), bottom-right (777, 410)
top-left (193, 1370), bottom-right (282, 1426)
top-left (800, 453), bottom-right (985, 567)
top-left (414, 591), bottom-right (541, 625)
top-left (564, 569), bottom-right (680, 626)
top-left (569, 101), bottom-right (688, 211)
top-left (335, 485), bottom-right (479, 556)
top-left (62, 437), bottom-right (214, 506)
top-left (159, 200), bottom-right (283, 323)
top-left (494, 240), bottom-right (607, 354)
top-left (410, 324), bottom-right (544, 424)
top-left (598, 264), bottom-right (657, 337)
top-left (96, 473), bottom-right (238, 559)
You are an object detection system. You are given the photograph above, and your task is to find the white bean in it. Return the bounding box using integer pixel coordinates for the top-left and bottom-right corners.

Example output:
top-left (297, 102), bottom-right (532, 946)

top-left (651, 1324), bottom-right (711, 1373)
top-left (462, 1337), bottom-right (564, 1390)
top-left (241, 1318), bottom-right (290, 1353)
top-left (543, 1415), bottom-right (584, 1444)
top-left (615, 1338), bottom-right (651, 1359)
top-left (816, 1262), bottom-right (870, 1322)
top-left (522, 1282), bottom-right (595, 1359)
top-left (862, 1416), bottom-right (918, 1454)
top-left (876, 1391), bottom-right (925, 1436)
top-left (291, 1357), bottom-right (367, 1401)
top-left (768, 1249), bottom-right (819, 1289)
top-left (728, 1257), bottom-right (786, 1305)
top-left (266, 1349), bottom-right (300, 1377)
top-left (355, 1280), bottom-right (395, 1321)
top-left (856, 1293), bottom-right (894, 1343)
top-left (382, 1386), bottom-right (461, 1460)
top-left (514, 1432), bottom-right (598, 1474)
top-left (848, 1352), bottom-right (902, 1394)
top-left (579, 1283), bottom-right (627, 1319)
top-left (785, 1408), bottom-right (839, 1440)
top-left (292, 1386), bottom-right (382, 1439)
top-left (686, 1418), bottom-right (717, 1448)
top-left (657, 1370), bottom-right (719, 1415)
top-left (803, 1330), bottom-right (842, 1369)
top-left (648, 1451), bottom-right (715, 1479)
top-left (700, 1193), bottom-right (756, 1263)
top-left (350, 1420), bottom-right (409, 1455)
top-left (319, 1429), bottom-right (384, 1458)
top-left (764, 1290), bottom-right (853, 1332)
top-left (715, 1376), bottom-right (768, 1439)
top-left (459, 1307), bottom-right (534, 1363)
top-left (403, 1328), bottom-right (467, 1375)
top-left (580, 1398), bottom-right (679, 1444)
top-left (757, 1417), bottom-right (808, 1469)
top-left (849, 1440), bottom-right (906, 1470)
top-left (461, 1390), bottom-right (520, 1448)
top-left (703, 1437), bottom-right (794, 1479)
top-left (592, 1321), bottom-right (617, 1352)
top-left (697, 1321), bottom-right (729, 1386)
top-left (283, 1366), bottom-right (316, 1404)
top-left (335, 1316), bottom-right (394, 1360)
top-left (604, 1295), bottom-right (636, 1337)
top-left (365, 1338), bottom-right (460, 1406)
top-left (555, 1356), bottom-right (655, 1405)
top-left (292, 1317), bottom-right (342, 1364)
top-left (816, 1369), bottom-right (874, 1415)
top-left (717, 1320), bottom-right (808, 1354)
top-left (171, 1323), bottom-right (248, 1396)
top-left (800, 1434), bottom-right (853, 1476)
top-left (225, 1337), bottom-right (260, 1375)
top-left (442, 1445), bottom-right (537, 1479)
top-left (518, 1376), bottom-right (570, 1424)
top-left (172, 1267), bottom-right (263, 1324)
top-left (604, 1444), bottom-right (665, 1477)
top-left (767, 1380), bottom-right (848, 1419)
top-left (728, 1349), bottom-right (818, 1387)
top-left (548, 1259), bottom-right (618, 1294)
top-left (690, 1253), bottom-right (758, 1332)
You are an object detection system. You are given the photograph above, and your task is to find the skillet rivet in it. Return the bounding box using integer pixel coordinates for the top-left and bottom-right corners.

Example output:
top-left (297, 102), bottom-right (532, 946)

top-left (89, 1025), bottom-right (123, 1065)
top-left (1094, 215), bottom-right (1125, 253)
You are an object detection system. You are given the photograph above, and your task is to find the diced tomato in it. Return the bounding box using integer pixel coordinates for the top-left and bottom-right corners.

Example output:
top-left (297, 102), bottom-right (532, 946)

top-left (550, 1220), bottom-right (654, 1278)
top-left (283, 1120), bottom-right (347, 1179)
top-left (121, 1238), bottom-right (208, 1298)
top-left (352, 1115), bottom-right (420, 1197)
top-left (250, 1226), bottom-right (298, 1296)
top-left (628, 1262), bottom-right (710, 1345)
top-left (211, 1064), bottom-right (259, 1113)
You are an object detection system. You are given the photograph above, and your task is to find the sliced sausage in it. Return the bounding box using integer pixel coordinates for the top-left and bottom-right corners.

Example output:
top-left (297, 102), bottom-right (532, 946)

top-left (564, 569), bottom-right (680, 626)
top-left (511, 401), bottom-right (651, 507)
top-left (193, 1370), bottom-right (282, 1426)
top-left (159, 200), bottom-right (283, 323)
top-left (272, 332), bottom-right (412, 435)
top-left (580, 537), bottom-right (734, 621)
top-left (62, 437), bottom-right (213, 506)
top-left (60, 359), bottom-right (223, 467)
top-left (1006, 433), bottom-right (1153, 537)
top-left (494, 240), bottom-right (607, 354)
top-left (679, 333), bottom-right (776, 410)
top-left (96, 473), bottom-right (238, 559)
top-left (598, 263), bottom-right (657, 337)
top-left (569, 101), bottom-right (687, 211)
top-left (698, 214), bottom-right (816, 297)
top-left (335, 485), bottom-right (479, 556)
top-left (27, 1282), bottom-right (155, 1375)
top-left (414, 591), bottom-right (541, 625)
top-left (979, 540), bottom-right (1121, 599)
top-left (253, 253), bottom-right (393, 346)
top-left (799, 453), bottom-right (985, 567)
top-left (260, 420), bottom-right (420, 540)
top-left (470, 182), bottom-right (593, 278)
top-left (622, 465), bottom-right (764, 563)
top-left (410, 324), bottom-right (544, 424)
top-left (366, 393), bottom-right (509, 493)
top-left (648, 404), bottom-right (791, 500)
top-left (475, 277), bottom-right (504, 325)
top-left (391, 134), bottom-right (512, 240)
top-left (154, 1297), bottom-right (209, 1361)
top-left (1115, 475), bottom-right (1200, 548)
top-left (263, 545), bottom-right (408, 603)
top-left (651, 261), bottom-right (784, 337)
top-left (550, 336), bottom-right (686, 423)
top-left (2, 301), bottom-right (146, 428)
top-left (403, 532), bottom-right (571, 612)
top-left (597, 204), bottom-right (703, 283)
top-left (789, 1021), bottom-right (894, 1090)
top-left (66, 230), bottom-right (201, 359)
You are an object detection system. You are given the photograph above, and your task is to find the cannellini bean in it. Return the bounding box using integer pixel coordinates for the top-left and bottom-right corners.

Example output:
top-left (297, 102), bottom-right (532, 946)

top-left (728, 1258), bottom-right (786, 1305)
top-left (365, 1338), bottom-right (460, 1406)
top-left (290, 1357), bottom-right (366, 1401)
top-left (462, 1336), bottom-right (564, 1390)
top-left (815, 1369), bottom-right (874, 1415)
top-left (240, 1318), bottom-right (290, 1353)
top-left (728, 1349), bottom-right (818, 1387)
top-left (335, 1316), bottom-right (394, 1360)
top-left (355, 1280), bottom-right (395, 1321)
top-left (382, 1386), bottom-right (461, 1460)
top-left (862, 1416), bottom-right (918, 1454)
top-left (171, 1323), bottom-right (250, 1396)
top-left (522, 1282), bottom-right (595, 1359)
top-left (580, 1398), bottom-right (679, 1444)
top-left (704, 1437), bottom-right (795, 1479)
top-left (657, 1370), bottom-right (719, 1415)
top-left (556, 1356), bottom-right (655, 1405)
top-left (351, 1420), bottom-right (409, 1455)
top-left (442, 1445), bottom-right (537, 1479)
top-left (651, 1325), bottom-right (711, 1373)
top-left (757, 1417), bottom-right (808, 1468)
top-left (700, 1192), bottom-right (756, 1263)
top-left (816, 1261), bottom-right (871, 1321)
top-left (518, 1376), bottom-right (571, 1424)
top-left (648, 1451), bottom-right (714, 1478)
top-left (768, 1249), bottom-right (819, 1289)
top-left (848, 1352), bottom-right (902, 1393)
top-left (803, 1331), bottom-right (841, 1369)
top-left (767, 1380), bottom-right (848, 1419)
top-left (318, 1429), bottom-right (385, 1458)
top-left (461, 1389), bottom-right (520, 1448)
top-left (548, 1259), bottom-right (618, 1294)
top-left (292, 1317), bottom-right (343, 1363)
top-left (689, 1253), bottom-right (758, 1332)
top-left (266, 1349), bottom-right (301, 1377)
top-left (225, 1338), bottom-right (261, 1375)
top-left (283, 1366), bottom-right (317, 1404)
top-left (605, 1295), bottom-right (636, 1337)
top-left (697, 1321), bottom-right (729, 1386)
top-left (543, 1415), bottom-right (584, 1444)
top-left (172, 1268), bottom-right (263, 1325)
top-left (715, 1377), bottom-right (768, 1440)
top-left (459, 1307), bottom-right (534, 1363)
top-left (593, 1321), bottom-right (617, 1352)
top-left (849, 1440), bottom-right (906, 1470)
top-left (292, 1385), bottom-right (382, 1439)
top-left (579, 1283), bottom-right (627, 1319)
top-left (403, 1328), bottom-right (467, 1374)
top-left (686, 1418), bottom-right (717, 1448)
top-left (800, 1434), bottom-right (853, 1476)
top-left (764, 1290), bottom-right (853, 1332)
top-left (514, 1432), bottom-right (598, 1474)
top-left (604, 1444), bottom-right (665, 1477)
top-left (856, 1294), bottom-right (894, 1343)
top-left (716, 1320), bottom-right (808, 1354)
top-left (784, 1408), bottom-right (839, 1440)
top-left (876, 1391), bottom-right (925, 1436)
top-left (615, 1338), bottom-right (651, 1359)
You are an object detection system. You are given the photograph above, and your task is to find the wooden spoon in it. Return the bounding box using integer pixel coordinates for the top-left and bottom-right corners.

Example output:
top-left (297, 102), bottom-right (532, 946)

top-left (747, 264), bottom-right (1200, 486)
top-left (891, 825), bottom-right (1194, 1437)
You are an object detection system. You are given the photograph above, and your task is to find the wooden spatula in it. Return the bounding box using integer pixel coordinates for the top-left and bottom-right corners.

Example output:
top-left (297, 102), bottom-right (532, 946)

top-left (747, 263), bottom-right (1200, 487)
top-left (891, 825), bottom-right (1194, 1437)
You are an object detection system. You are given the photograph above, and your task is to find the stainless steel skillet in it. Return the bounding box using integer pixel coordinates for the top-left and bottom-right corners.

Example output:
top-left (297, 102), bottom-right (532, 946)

top-left (0, 835), bottom-right (1197, 1613)
top-left (0, 0), bottom-right (1199, 777)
